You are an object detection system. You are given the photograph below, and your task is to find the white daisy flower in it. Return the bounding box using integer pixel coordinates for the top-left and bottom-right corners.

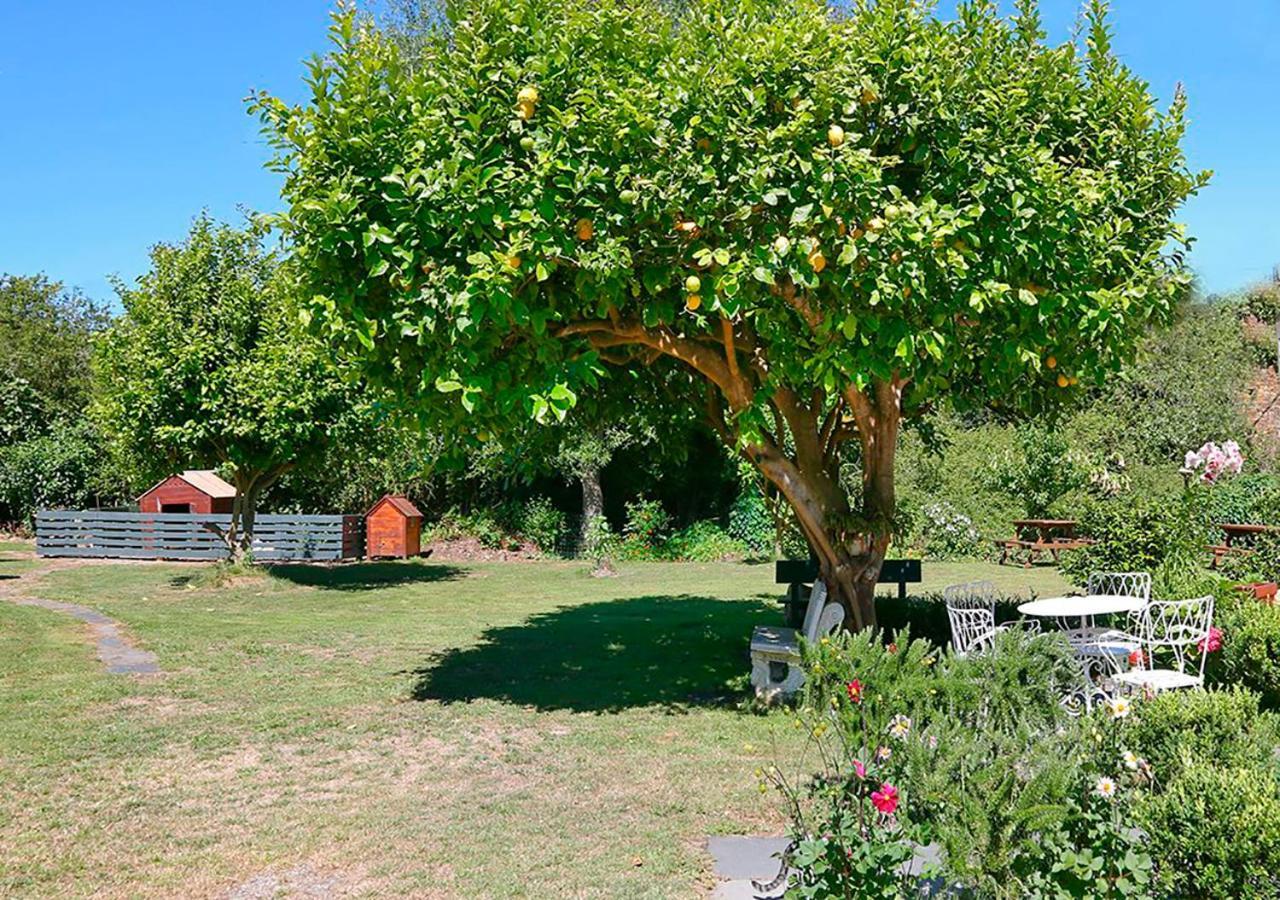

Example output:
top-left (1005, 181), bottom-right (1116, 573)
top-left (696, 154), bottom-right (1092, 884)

top-left (1106, 696), bottom-right (1131, 719)
top-left (1095, 777), bottom-right (1118, 801)
top-left (1121, 750), bottom-right (1139, 771)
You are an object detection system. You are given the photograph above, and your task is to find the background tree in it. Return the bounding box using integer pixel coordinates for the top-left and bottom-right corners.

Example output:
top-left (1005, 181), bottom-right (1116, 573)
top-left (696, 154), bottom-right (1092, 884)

top-left (0, 274), bottom-right (113, 527)
top-left (92, 215), bottom-right (359, 559)
top-left (255, 0), bottom-right (1205, 627)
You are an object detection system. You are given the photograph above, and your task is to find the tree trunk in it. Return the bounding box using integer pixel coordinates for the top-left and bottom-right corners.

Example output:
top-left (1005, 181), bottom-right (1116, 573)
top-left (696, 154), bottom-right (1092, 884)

top-left (577, 461), bottom-right (604, 555)
top-left (750, 386), bottom-right (901, 632)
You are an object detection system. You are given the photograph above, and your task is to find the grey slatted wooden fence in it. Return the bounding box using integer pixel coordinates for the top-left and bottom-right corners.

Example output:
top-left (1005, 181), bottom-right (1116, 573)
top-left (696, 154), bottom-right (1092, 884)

top-left (35, 510), bottom-right (364, 561)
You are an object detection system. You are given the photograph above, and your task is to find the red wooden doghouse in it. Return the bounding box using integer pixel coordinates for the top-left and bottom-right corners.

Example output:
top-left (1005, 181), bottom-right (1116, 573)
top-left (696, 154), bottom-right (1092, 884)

top-left (138, 470), bottom-right (236, 514)
top-left (365, 494), bottom-right (423, 559)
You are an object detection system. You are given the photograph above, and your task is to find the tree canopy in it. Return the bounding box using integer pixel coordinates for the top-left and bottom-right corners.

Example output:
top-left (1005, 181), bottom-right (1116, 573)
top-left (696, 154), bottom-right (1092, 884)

top-left (254, 0), bottom-right (1206, 625)
top-left (92, 215), bottom-right (361, 557)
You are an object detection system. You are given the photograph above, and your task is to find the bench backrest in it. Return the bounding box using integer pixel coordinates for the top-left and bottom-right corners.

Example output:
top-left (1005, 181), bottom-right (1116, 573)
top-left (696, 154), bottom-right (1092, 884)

top-left (775, 559), bottom-right (922, 586)
top-left (800, 580), bottom-right (829, 643)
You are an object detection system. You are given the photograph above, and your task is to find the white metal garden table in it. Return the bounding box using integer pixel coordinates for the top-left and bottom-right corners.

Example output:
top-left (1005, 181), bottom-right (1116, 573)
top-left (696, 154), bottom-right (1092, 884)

top-left (1017, 594), bottom-right (1147, 713)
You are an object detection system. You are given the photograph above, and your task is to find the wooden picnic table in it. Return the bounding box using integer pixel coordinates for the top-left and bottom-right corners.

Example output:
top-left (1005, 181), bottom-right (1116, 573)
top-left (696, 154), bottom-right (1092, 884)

top-left (1013, 519), bottom-right (1079, 542)
top-left (996, 519), bottom-right (1091, 568)
top-left (1208, 522), bottom-right (1280, 568)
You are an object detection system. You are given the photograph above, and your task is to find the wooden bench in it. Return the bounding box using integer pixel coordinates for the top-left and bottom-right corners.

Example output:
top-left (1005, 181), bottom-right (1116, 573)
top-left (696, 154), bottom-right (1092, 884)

top-left (1208, 543), bottom-right (1253, 569)
top-left (994, 537), bottom-right (1095, 568)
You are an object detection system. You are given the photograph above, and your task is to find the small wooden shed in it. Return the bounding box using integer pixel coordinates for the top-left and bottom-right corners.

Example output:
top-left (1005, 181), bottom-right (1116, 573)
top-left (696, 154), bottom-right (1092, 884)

top-left (365, 494), bottom-right (423, 559)
top-left (138, 470), bottom-right (236, 514)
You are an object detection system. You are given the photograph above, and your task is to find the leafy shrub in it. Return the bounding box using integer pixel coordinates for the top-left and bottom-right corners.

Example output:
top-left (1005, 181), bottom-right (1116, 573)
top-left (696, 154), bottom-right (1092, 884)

top-left (425, 508), bottom-right (516, 549)
top-left (1059, 493), bottom-right (1200, 589)
top-left (517, 496), bottom-right (565, 556)
top-left (663, 520), bottom-right (746, 562)
top-left (776, 630), bottom-right (1153, 898)
top-left (984, 425), bottom-right (1087, 519)
top-left (1141, 763), bottom-right (1280, 899)
top-left (917, 500), bottom-right (982, 560)
top-left (728, 483), bottom-right (772, 556)
top-left (0, 421), bottom-right (102, 527)
top-left (1126, 687), bottom-right (1279, 784)
top-left (1209, 597), bottom-right (1280, 709)
top-left (619, 497), bottom-right (670, 559)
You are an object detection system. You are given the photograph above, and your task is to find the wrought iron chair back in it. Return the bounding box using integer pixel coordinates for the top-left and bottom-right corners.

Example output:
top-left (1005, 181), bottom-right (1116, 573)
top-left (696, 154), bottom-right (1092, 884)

top-left (1138, 595), bottom-right (1214, 680)
top-left (1087, 571), bottom-right (1152, 633)
top-left (944, 581), bottom-right (998, 656)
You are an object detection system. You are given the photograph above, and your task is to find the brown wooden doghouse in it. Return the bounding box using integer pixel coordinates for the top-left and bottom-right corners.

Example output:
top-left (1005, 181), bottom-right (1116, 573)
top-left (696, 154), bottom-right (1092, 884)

top-left (138, 470), bottom-right (236, 514)
top-left (365, 494), bottom-right (423, 559)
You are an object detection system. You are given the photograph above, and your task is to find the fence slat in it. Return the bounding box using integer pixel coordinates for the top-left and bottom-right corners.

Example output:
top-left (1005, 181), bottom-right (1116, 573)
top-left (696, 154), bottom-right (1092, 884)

top-left (35, 510), bottom-right (365, 561)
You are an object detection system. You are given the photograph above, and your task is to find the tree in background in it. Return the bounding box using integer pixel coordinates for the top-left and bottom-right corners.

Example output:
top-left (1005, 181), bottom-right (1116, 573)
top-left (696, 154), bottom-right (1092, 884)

top-left (0, 274), bottom-right (113, 527)
top-left (255, 0), bottom-right (1205, 627)
top-left (0, 274), bottom-right (110, 418)
top-left (92, 215), bottom-right (360, 560)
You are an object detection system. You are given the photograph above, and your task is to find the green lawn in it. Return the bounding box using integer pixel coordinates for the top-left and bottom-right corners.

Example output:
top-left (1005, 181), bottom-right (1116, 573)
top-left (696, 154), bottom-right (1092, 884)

top-left (0, 555), bottom-right (1067, 897)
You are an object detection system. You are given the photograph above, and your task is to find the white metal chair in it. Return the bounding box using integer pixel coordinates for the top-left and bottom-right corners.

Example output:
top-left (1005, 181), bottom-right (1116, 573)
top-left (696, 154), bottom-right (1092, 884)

top-left (750, 581), bottom-right (844, 703)
top-left (1077, 572), bottom-right (1152, 665)
top-left (1112, 595), bottom-right (1214, 694)
top-left (944, 581), bottom-right (1036, 657)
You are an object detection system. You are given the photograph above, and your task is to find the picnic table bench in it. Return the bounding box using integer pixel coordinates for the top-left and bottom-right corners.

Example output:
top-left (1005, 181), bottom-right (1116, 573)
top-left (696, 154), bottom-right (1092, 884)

top-left (1208, 523), bottom-right (1279, 568)
top-left (994, 519), bottom-right (1094, 568)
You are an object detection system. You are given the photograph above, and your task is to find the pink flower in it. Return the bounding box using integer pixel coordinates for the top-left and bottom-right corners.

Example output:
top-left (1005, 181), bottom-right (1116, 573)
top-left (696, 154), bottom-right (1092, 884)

top-left (852, 759), bottom-right (866, 779)
top-left (1198, 626), bottom-right (1223, 653)
top-left (846, 679), bottom-right (864, 705)
top-left (871, 783), bottom-right (899, 815)
top-left (1127, 649), bottom-right (1147, 667)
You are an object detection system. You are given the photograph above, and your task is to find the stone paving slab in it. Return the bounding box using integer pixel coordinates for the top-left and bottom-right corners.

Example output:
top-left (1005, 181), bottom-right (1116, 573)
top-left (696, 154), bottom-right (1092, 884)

top-left (15, 596), bottom-right (161, 673)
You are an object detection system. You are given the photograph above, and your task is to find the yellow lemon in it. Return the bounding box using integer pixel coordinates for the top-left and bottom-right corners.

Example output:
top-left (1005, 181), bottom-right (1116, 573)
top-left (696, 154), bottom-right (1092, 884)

top-left (575, 218), bottom-right (594, 241)
top-left (517, 85), bottom-right (539, 105)
top-left (827, 124), bottom-right (845, 147)
top-left (1046, 355), bottom-right (1058, 369)
top-left (685, 275), bottom-right (702, 293)
top-left (506, 255), bottom-right (522, 269)
top-left (808, 248), bottom-right (826, 273)
top-left (516, 100), bottom-right (535, 121)
top-left (1057, 374), bottom-right (1069, 388)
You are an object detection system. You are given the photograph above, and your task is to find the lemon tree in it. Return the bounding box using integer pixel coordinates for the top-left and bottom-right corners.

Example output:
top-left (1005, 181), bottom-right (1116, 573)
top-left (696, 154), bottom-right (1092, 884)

top-left (254, 0), bottom-right (1206, 627)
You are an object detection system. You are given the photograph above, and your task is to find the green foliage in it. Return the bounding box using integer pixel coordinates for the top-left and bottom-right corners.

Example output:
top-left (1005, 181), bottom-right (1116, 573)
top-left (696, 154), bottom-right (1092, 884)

top-left (1059, 491), bottom-right (1204, 589)
top-left (727, 476), bottom-right (772, 556)
top-left (0, 377), bottom-right (47, 448)
top-left (1140, 763), bottom-right (1280, 900)
top-left (781, 629), bottom-right (1157, 898)
top-left (1210, 595), bottom-right (1280, 709)
top-left (0, 273), bottom-right (110, 417)
top-left (662, 520), bottom-right (746, 562)
top-left (620, 498), bottom-right (671, 558)
top-left (985, 426), bottom-right (1087, 519)
top-left (1125, 686), bottom-right (1279, 784)
top-left (518, 495), bottom-right (566, 555)
top-left (915, 500), bottom-right (982, 560)
top-left (255, 0), bottom-right (1204, 596)
top-left (0, 421), bottom-right (102, 527)
top-left (92, 215), bottom-right (364, 554)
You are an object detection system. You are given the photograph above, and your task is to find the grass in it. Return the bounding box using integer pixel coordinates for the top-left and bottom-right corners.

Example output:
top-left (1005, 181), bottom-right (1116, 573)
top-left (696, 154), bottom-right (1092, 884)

top-left (0, 554), bottom-right (1067, 897)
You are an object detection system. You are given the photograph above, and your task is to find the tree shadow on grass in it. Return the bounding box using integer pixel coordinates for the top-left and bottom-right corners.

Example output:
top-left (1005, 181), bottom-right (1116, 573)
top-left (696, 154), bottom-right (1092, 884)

top-left (266, 560), bottom-right (467, 591)
top-left (408, 593), bottom-right (777, 712)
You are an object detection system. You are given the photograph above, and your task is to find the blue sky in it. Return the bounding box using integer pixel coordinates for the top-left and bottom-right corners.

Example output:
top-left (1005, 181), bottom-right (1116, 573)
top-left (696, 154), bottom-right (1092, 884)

top-left (2, 1), bottom-right (1276, 306)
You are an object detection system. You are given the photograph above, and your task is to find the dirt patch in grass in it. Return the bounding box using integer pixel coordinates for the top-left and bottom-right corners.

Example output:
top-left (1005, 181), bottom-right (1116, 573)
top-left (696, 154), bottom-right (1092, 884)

top-left (421, 537), bottom-right (541, 562)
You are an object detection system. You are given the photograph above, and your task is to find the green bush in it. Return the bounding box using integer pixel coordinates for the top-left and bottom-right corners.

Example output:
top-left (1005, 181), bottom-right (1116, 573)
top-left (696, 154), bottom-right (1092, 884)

top-left (875, 590), bottom-right (1029, 650)
top-left (916, 500), bottom-right (983, 560)
top-left (1059, 493), bottom-right (1198, 588)
top-left (1210, 598), bottom-right (1280, 709)
top-left (619, 497), bottom-right (670, 559)
top-left (0, 421), bottom-right (102, 527)
top-left (663, 520), bottom-right (746, 562)
top-left (727, 483), bottom-right (772, 556)
top-left (1141, 764), bottom-right (1280, 899)
top-left (1126, 687), bottom-right (1280, 784)
top-left (518, 496), bottom-right (566, 556)
top-left (425, 508), bottom-right (516, 549)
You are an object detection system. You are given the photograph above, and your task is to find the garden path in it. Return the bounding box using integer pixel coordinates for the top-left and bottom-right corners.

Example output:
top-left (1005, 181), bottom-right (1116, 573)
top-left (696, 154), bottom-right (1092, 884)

top-left (0, 553), bottom-right (160, 674)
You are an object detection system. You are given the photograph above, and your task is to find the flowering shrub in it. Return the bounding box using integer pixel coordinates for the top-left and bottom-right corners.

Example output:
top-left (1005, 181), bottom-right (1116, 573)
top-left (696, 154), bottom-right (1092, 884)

top-left (917, 500), bottom-right (982, 560)
top-left (1183, 439), bottom-right (1244, 485)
